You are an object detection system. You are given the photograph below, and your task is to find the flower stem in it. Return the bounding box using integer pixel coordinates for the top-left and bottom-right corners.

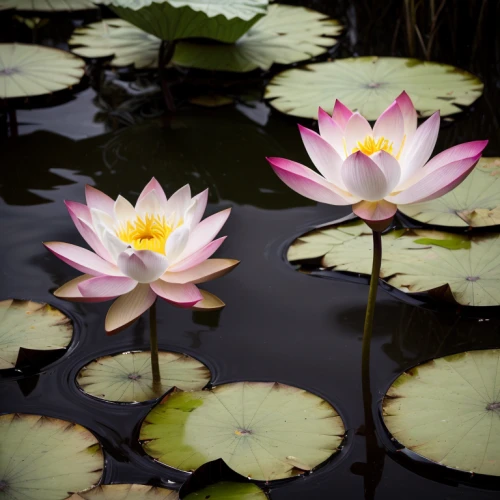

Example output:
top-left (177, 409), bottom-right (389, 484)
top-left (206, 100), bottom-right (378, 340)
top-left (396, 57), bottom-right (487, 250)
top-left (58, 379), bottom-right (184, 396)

top-left (149, 301), bottom-right (161, 395)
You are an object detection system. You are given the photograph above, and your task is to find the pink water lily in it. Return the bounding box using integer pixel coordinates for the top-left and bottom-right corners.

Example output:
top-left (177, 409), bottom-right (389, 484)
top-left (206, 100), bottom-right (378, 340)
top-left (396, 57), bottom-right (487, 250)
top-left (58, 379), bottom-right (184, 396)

top-left (45, 179), bottom-right (238, 334)
top-left (267, 92), bottom-right (487, 229)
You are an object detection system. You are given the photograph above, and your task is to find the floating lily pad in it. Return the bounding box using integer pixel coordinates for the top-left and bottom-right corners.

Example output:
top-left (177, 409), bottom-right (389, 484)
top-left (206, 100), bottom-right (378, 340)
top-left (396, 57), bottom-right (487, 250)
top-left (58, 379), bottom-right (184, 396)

top-left (77, 351), bottom-right (211, 403)
top-left (383, 349), bottom-right (500, 476)
top-left (0, 44), bottom-right (85, 99)
top-left (0, 299), bottom-right (73, 370)
top-left (184, 482), bottom-right (266, 499)
top-left (96, 0), bottom-right (268, 43)
top-left (0, 413), bottom-right (103, 500)
top-left (140, 382), bottom-right (345, 481)
top-left (399, 158), bottom-right (500, 227)
top-left (173, 4), bottom-right (342, 73)
top-left (0, 0), bottom-right (96, 10)
top-left (266, 57), bottom-right (483, 120)
top-left (67, 484), bottom-right (177, 499)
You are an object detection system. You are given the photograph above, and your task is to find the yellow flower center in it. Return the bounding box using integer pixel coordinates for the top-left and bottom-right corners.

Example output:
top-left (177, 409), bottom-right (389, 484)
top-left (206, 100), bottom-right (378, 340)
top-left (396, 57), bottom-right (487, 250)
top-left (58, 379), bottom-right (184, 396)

top-left (116, 214), bottom-right (176, 254)
top-left (352, 135), bottom-right (394, 156)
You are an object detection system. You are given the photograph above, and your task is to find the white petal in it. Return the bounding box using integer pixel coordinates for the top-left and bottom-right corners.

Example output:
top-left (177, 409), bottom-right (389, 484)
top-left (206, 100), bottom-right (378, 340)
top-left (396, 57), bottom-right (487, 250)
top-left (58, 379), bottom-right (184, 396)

top-left (114, 195), bottom-right (136, 222)
top-left (373, 101), bottom-right (404, 155)
top-left (117, 249), bottom-right (169, 283)
top-left (165, 184), bottom-right (191, 222)
top-left (91, 208), bottom-right (115, 237)
top-left (344, 113), bottom-right (373, 153)
top-left (101, 229), bottom-right (129, 263)
top-left (135, 190), bottom-right (162, 217)
top-left (370, 151), bottom-right (401, 194)
top-left (165, 226), bottom-right (190, 262)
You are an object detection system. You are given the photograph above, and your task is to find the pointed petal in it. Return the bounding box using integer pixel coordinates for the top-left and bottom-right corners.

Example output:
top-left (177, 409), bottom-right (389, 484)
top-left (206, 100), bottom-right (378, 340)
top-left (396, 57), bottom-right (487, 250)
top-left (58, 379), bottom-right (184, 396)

top-left (165, 226), bottom-right (190, 262)
top-left (165, 184), bottom-right (191, 221)
top-left (344, 113), bottom-right (373, 153)
top-left (318, 108), bottom-right (346, 158)
top-left (370, 151), bottom-right (401, 193)
top-left (114, 195), bottom-right (136, 222)
top-left (138, 177), bottom-right (167, 209)
top-left (78, 275), bottom-right (137, 298)
top-left (395, 91), bottom-right (417, 141)
top-left (54, 274), bottom-right (114, 303)
top-left (162, 259), bottom-right (239, 284)
top-left (85, 185), bottom-right (114, 216)
top-left (332, 100), bottom-right (353, 130)
top-left (101, 229), bottom-right (129, 263)
top-left (353, 199), bottom-right (397, 222)
top-left (65, 201), bottom-right (91, 224)
top-left (91, 208), bottom-right (115, 237)
top-left (135, 190), bottom-right (162, 217)
top-left (44, 242), bottom-right (122, 277)
top-left (117, 249), bottom-right (169, 283)
top-left (169, 237), bottom-right (226, 272)
top-left (267, 157), bottom-right (355, 206)
top-left (188, 189), bottom-right (209, 229)
top-left (105, 284), bottom-right (156, 335)
top-left (192, 289), bottom-right (225, 311)
top-left (150, 280), bottom-right (202, 308)
top-left (341, 152), bottom-right (390, 201)
top-left (373, 101), bottom-right (404, 153)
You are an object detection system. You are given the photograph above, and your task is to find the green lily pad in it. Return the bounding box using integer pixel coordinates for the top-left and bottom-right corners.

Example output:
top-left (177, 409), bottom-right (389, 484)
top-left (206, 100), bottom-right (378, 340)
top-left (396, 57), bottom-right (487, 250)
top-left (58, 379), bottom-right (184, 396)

top-left (95, 0), bottom-right (268, 43)
top-left (265, 56), bottom-right (483, 120)
top-left (67, 484), bottom-right (177, 499)
top-left (399, 158), bottom-right (500, 227)
top-left (184, 482), bottom-right (266, 500)
top-left (173, 4), bottom-right (342, 73)
top-left (140, 382), bottom-right (345, 481)
top-left (0, 299), bottom-right (73, 370)
top-left (76, 351), bottom-right (211, 403)
top-left (383, 349), bottom-right (500, 476)
top-left (0, 43), bottom-right (85, 99)
top-left (0, 0), bottom-right (96, 11)
top-left (0, 413), bottom-right (103, 499)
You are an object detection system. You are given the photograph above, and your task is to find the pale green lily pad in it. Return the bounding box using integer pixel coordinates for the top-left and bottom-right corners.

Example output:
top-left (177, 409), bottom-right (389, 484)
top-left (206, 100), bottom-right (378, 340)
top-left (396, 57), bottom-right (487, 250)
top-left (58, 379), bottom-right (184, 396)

top-left (266, 57), bottom-right (483, 120)
top-left (0, 44), bottom-right (85, 99)
top-left (0, 299), bottom-right (73, 370)
top-left (0, 413), bottom-right (103, 499)
top-left (383, 349), bottom-right (500, 476)
top-left (0, 0), bottom-right (96, 10)
top-left (399, 158), bottom-right (500, 227)
top-left (95, 0), bottom-right (268, 43)
top-left (140, 382), bottom-right (345, 481)
top-left (184, 482), bottom-right (266, 500)
top-left (173, 4), bottom-right (342, 73)
top-left (67, 484), bottom-right (177, 499)
top-left (77, 351), bottom-right (211, 403)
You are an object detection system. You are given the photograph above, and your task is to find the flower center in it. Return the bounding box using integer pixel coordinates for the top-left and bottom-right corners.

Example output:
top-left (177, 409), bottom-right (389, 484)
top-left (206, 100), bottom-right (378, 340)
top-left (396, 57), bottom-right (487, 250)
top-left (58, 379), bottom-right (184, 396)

top-left (116, 214), bottom-right (175, 254)
top-left (352, 135), bottom-right (394, 156)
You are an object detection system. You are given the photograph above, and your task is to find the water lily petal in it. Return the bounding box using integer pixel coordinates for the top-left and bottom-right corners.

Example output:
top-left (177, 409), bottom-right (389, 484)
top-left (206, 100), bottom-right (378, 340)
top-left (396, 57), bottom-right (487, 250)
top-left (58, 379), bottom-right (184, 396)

top-left (373, 101), bottom-right (404, 154)
top-left (138, 177), bottom-right (167, 209)
top-left (267, 157), bottom-right (355, 205)
top-left (162, 258), bottom-right (239, 284)
top-left (117, 249), bottom-right (169, 283)
top-left (54, 274), bottom-right (114, 303)
top-left (65, 201), bottom-right (92, 224)
top-left (78, 275), bottom-right (137, 298)
top-left (299, 124), bottom-right (345, 187)
top-left (318, 108), bottom-right (345, 158)
top-left (395, 91), bottom-right (417, 141)
top-left (353, 199), bottom-right (398, 222)
top-left (135, 190), bottom-right (163, 217)
top-left (344, 112), bottom-right (373, 153)
top-left (169, 237), bottom-right (226, 272)
top-left (85, 185), bottom-right (115, 216)
top-left (44, 242), bottom-right (122, 277)
top-left (341, 152), bottom-right (390, 201)
top-left (150, 280), bottom-right (203, 308)
top-left (165, 184), bottom-right (191, 222)
top-left (371, 151), bottom-right (401, 193)
top-left (105, 283), bottom-right (156, 335)
top-left (332, 99), bottom-right (353, 130)
top-left (165, 226), bottom-right (190, 262)
top-left (188, 189), bottom-right (208, 229)
top-left (91, 208), bottom-right (115, 236)
top-left (114, 195), bottom-right (136, 222)
top-left (101, 229), bottom-right (129, 263)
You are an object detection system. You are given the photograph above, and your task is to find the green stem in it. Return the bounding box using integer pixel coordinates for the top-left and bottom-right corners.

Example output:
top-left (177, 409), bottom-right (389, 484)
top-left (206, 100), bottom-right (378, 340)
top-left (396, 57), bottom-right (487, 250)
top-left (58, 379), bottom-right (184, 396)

top-left (149, 301), bottom-right (161, 395)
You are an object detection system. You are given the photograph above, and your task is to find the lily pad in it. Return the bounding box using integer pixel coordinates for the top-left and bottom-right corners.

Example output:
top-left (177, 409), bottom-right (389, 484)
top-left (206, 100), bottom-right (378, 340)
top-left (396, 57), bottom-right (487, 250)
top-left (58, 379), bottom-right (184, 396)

top-left (0, 413), bottom-right (103, 500)
top-left (184, 482), bottom-right (266, 500)
top-left (383, 349), bottom-right (500, 476)
top-left (399, 158), bottom-right (500, 227)
top-left (0, 0), bottom-right (96, 11)
top-left (0, 299), bottom-right (73, 370)
top-left (76, 351), bottom-right (211, 403)
top-left (0, 44), bottom-right (85, 99)
top-left (67, 484), bottom-right (177, 499)
top-left (173, 4), bottom-right (342, 73)
top-left (95, 0), bottom-right (268, 43)
top-left (265, 56), bottom-right (483, 120)
top-left (140, 381), bottom-right (345, 481)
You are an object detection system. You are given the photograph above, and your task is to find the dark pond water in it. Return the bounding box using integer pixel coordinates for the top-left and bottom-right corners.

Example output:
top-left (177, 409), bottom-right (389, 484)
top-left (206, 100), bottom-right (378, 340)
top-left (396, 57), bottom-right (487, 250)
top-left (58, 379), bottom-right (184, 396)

top-left (1, 1), bottom-right (500, 499)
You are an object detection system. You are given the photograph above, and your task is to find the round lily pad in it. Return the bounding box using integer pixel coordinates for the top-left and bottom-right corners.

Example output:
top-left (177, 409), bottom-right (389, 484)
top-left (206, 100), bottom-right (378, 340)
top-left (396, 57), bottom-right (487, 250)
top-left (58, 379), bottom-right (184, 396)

top-left (77, 351), bottom-right (211, 403)
top-left (140, 382), bottom-right (345, 481)
top-left (0, 0), bottom-right (96, 10)
top-left (399, 158), bottom-right (500, 227)
top-left (265, 56), bottom-right (483, 120)
top-left (0, 299), bottom-right (73, 370)
top-left (383, 349), bottom-right (500, 476)
top-left (0, 44), bottom-right (85, 99)
top-left (66, 484), bottom-right (177, 499)
top-left (0, 413), bottom-right (103, 500)
top-left (184, 482), bottom-right (266, 500)
top-left (173, 4), bottom-right (342, 73)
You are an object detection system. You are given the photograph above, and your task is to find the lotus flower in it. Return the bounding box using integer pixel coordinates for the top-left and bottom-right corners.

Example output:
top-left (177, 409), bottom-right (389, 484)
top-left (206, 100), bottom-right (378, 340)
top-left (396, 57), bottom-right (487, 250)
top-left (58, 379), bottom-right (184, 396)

top-left (267, 92), bottom-right (487, 229)
top-left (45, 179), bottom-right (238, 334)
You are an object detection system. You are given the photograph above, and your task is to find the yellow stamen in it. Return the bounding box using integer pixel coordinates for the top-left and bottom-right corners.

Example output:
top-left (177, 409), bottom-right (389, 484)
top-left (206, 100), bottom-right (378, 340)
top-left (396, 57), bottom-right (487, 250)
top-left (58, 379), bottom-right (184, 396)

top-left (117, 214), bottom-right (178, 254)
top-left (352, 135), bottom-right (394, 156)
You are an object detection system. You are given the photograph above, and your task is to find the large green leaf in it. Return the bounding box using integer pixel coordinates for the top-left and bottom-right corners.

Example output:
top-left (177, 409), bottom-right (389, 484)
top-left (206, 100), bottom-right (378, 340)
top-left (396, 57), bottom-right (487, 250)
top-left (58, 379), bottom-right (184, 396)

top-left (140, 382), bottom-right (345, 481)
top-left (265, 57), bottom-right (483, 120)
top-left (0, 413), bottom-right (103, 499)
top-left (173, 4), bottom-right (342, 72)
top-left (0, 44), bottom-right (85, 99)
top-left (77, 351), bottom-right (211, 403)
top-left (184, 482), bottom-right (266, 499)
top-left (95, 0), bottom-right (268, 43)
top-left (0, 0), bottom-right (96, 10)
top-left (67, 484), bottom-right (177, 499)
top-left (383, 349), bottom-right (500, 476)
top-left (399, 158), bottom-right (500, 227)
top-left (0, 299), bottom-right (73, 370)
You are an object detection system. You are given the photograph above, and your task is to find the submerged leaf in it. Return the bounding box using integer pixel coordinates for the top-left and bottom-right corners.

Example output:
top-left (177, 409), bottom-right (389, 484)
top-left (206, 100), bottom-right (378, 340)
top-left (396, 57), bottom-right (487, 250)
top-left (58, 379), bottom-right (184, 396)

top-left (266, 57), bottom-right (483, 120)
top-left (383, 349), bottom-right (500, 476)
